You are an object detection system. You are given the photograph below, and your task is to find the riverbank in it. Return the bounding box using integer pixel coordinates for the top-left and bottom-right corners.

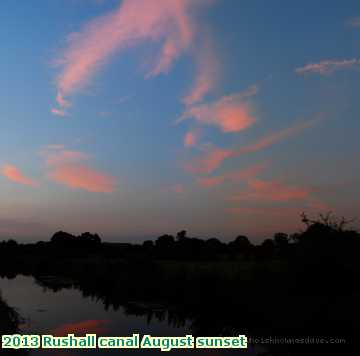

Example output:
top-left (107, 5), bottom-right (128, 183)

top-left (0, 215), bottom-right (359, 355)
top-left (0, 293), bottom-right (20, 334)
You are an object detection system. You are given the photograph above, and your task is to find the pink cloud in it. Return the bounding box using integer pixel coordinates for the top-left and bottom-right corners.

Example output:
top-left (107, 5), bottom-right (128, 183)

top-left (229, 179), bottom-right (329, 217)
top-left (197, 162), bottom-right (268, 188)
top-left (43, 146), bottom-right (116, 193)
top-left (49, 164), bottom-right (117, 193)
top-left (184, 130), bottom-right (198, 147)
top-left (56, 93), bottom-right (71, 108)
top-left (184, 147), bottom-right (234, 174)
top-left (183, 38), bottom-right (219, 106)
top-left (236, 116), bottom-right (321, 155)
top-left (51, 107), bottom-right (67, 117)
top-left (197, 175), bottom-right (225, 187)
top-left (243, 179), bottom-right (311, 202)
top-left (295, 59), bottom-right (360, 75)
top-left (184, 116), bottom-right (321, 174)
top-left (225, 162), bottom-right (268, 181)
top-left (179, 89), bottom-right (257, 133)
top-left (52, 0), bottom-right (211, 114)
top-left (1, 164), bottom-right (38, 187)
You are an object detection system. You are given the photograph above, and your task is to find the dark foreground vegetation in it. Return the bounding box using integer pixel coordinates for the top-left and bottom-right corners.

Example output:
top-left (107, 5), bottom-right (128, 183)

top-left (0, 213), bottom-right (359, 355)
top-left (0, 294), bottom-right (27, 355)
top-left (0, 294), bottom-right (20, 335)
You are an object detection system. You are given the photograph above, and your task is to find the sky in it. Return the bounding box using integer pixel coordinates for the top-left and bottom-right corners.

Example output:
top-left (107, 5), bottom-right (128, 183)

top-left (1, 0), bottom-right (360, 243)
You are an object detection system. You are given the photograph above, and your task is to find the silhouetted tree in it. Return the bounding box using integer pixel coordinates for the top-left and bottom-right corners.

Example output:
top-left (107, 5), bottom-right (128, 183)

top-left (258, 238), bottom-right (275, 258)
top-left (155, 235), bottom-right (175, 249)
top-left (78, 232), bottom-right (101, 246)
top-left (176, 230), bottom-right (187, 241)
top-left (7, 239), bottom-right (18, 248)
top-left (273, 233), bottom-right (289, 248)
top-left (50, 231), bottom-right (101, 249)
top-left (143, 240), bottom-right (154, 249)
top-left (205, 238), bottom-right (224, 250)
top-left (301, 211), bottom-right (356, 232)
top-left (232, 235), bottom-right (251, 248)
top-left (229, 235), bottom-right (253, 257)
top-left (51, 231), bottom-right (75, 245)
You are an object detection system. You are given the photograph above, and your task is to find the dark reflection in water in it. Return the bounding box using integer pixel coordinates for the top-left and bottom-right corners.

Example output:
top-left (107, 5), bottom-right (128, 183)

top-left (0, 276), bottom-right (260, 355)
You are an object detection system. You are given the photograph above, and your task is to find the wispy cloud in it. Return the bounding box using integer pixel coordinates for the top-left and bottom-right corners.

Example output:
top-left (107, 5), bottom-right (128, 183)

top-left (231, 179), bottom-right (311, 202)
top-left (52, 0), bottom-right (212, 114)
top-left (43, 146), bottom-right (116, 192)
top-left (184, 129), bottom-right (199, 147)
top-left (49, 165), bottom-right (117, 193)
top-left (44, 148), bottom-right (88, 166)
top-left (182, 37), bottom-right (219, 106)
top-left (229, 178), bottom-right (330, 213)
top-left (236, 115), bottom-right (321, 155)
top-left (295, 59), bottom-right (360, 75)
top-left (197, 175), bottom-right (225, 187)
top-left (184, 147), bottom-right (235, 174)
top-left (184, 115), bottom-right (322, 174)
top-left (179, 86), bottom-right (258, 133)
top-left (51, 107), bottom-right (67, 117)
top-left (1, 164), bottom-right (38, 187)
top-left (197, 162), bottom-right (268, 187)
top-left (225, 162), bottom-right (268, 181)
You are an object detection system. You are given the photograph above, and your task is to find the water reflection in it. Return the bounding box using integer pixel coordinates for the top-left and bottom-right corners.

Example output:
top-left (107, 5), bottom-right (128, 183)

top-left (0, 275), bottom-right (259, 355)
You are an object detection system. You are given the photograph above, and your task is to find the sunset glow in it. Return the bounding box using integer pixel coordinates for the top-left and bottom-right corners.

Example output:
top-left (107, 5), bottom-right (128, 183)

top-left (0, 0), bottom-right (359, 241)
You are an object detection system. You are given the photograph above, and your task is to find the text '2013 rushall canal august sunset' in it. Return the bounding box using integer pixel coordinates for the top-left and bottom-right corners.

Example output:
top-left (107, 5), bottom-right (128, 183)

top-left (1, 333), bottom-right (248, 351)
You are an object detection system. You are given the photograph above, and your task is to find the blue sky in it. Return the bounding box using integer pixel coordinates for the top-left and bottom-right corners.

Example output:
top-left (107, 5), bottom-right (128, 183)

top-left (0, 0), bottom-right (359, 242)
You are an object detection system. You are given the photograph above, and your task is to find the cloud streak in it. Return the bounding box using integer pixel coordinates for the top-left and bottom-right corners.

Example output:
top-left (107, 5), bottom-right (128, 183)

top-left (1, 164), bottom-right (38, 187)
top-left (231, 179), bottom-right (311, 202)
top-left (183, 37), bottom-right (219, 106)
top-left (296, 59), bottom-right (360, 75)
top-left (52, 0), bottom-right (211, 114)
top-left (184, 147), bottom-right (234, 174)
top-left (229, 178), bottom-right (329, 213)
top-left (184, 115), bottom-right (322, 174)
top-left (49, 165), bottom-right (117, 193)
top-left (184, 129), bottom-right (200, 147)
top-left (197, 162), bottom-right (268, 187)
top-left (179, 87), bottom-right (258, 133)
top-left (51, 108), bottom-right (67, 117)
top-left (236, 116), bottom-right (321, 155)
top-left (43, 146), bottom-right (116, 193)
top-left (184, 131), bottom-right (196, 147)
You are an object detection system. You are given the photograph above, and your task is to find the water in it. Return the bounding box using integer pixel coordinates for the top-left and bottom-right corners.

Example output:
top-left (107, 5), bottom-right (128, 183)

top-left (0, 275), bottom-right (259, 355)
